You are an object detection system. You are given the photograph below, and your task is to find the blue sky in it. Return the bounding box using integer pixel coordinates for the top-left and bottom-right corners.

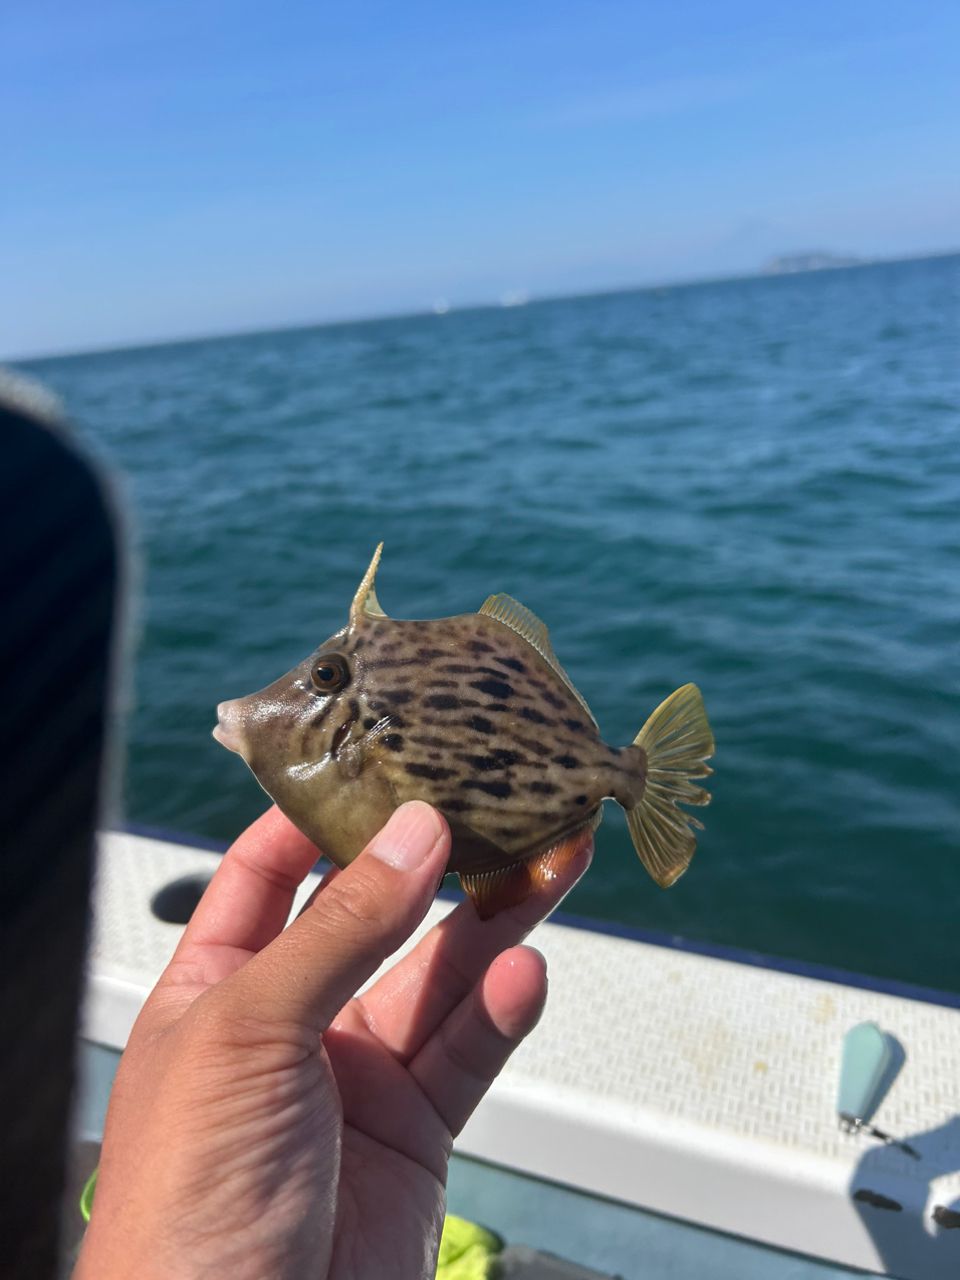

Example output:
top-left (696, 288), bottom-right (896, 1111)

top-left (3, 1), bottom-right (958, 357)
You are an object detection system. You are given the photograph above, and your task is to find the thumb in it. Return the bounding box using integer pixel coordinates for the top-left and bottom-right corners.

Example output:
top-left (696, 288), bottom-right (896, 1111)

top-left (219, 802), bottom-right (449, 1031)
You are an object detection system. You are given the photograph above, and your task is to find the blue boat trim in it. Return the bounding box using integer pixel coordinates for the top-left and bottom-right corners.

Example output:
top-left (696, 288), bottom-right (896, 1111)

top-left (549, 906), bottom-right (960, 1012)
top-left (117, 821), bottom-right (960, 1012)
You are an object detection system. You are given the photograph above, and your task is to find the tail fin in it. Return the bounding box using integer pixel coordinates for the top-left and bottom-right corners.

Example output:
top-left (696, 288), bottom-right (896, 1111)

top-left (625, 683), bottom-right (714, 888)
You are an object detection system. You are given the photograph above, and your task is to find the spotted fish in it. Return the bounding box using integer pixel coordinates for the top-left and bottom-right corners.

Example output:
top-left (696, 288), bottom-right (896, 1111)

top-left (214, 545), bottom-right (714, 918)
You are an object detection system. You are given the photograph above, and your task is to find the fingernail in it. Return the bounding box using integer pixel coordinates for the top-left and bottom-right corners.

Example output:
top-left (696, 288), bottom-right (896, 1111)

top-left (368, 802), bottom-right (443, 871)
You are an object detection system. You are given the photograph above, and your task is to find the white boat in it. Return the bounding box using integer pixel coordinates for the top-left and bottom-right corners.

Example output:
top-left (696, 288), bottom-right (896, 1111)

top-left (77, 828), bottom-right (960, 1278)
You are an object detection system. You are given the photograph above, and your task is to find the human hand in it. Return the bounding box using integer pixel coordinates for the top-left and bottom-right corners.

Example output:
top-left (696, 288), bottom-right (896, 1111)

top-left (75, 802), bottom-right (591, 1280)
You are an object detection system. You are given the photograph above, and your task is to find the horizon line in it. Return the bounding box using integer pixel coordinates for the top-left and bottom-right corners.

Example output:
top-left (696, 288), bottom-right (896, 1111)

top-left (7, 245), bottom-right (959, 367)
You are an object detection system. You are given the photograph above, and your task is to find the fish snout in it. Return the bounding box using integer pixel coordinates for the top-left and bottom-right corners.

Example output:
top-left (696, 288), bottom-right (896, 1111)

top-left (213, 698), bottom-right (248, 755)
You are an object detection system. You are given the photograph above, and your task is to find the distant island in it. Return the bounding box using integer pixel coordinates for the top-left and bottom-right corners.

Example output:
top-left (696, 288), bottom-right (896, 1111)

top-left (762, 251), bottom-right (864, 275)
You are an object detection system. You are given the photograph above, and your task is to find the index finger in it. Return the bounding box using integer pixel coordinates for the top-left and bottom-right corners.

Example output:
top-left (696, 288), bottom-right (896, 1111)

top-left (223, 802), bottom-right (450, 1031)
top-left (170, 805), bottom-right (322, 966)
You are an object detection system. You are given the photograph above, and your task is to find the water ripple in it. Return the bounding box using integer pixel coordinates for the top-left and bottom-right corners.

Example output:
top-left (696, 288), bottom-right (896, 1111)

top-left (17, 254), bottom-right (960, 991)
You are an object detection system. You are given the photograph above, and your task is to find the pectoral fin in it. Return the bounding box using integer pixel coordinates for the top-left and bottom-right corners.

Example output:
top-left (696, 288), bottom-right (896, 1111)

top-left (459, 826), bottom-right (593, 920)
top-left (337, 715), bottom-right (393, 779)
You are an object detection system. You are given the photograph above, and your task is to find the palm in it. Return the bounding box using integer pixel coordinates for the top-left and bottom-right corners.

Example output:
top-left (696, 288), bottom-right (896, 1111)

top-left (334, 1128), bottom-right (442, 1279)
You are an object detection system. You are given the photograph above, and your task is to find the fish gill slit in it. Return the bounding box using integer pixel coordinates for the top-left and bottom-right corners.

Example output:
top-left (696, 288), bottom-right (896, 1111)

top-left (330, 705), bottom-right (360, 759)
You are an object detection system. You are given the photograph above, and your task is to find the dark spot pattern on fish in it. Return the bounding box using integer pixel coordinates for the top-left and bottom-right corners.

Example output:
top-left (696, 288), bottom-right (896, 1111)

top-left (463, 749), bottom-right (522, 772)
top-left (468, 640), bottom-right (495, 654)
top-left (564, 718), bottom-right (587, 734)
top-left (441, 663), bottom-right (477, 674)
top-left (554, 754), bottom-right (580, 769)
top-left (575, 794), bottom-right (589, 805)
top-left (363, 716), bottom-right (379, 730)
top-left (410, 733), bottom-right (448, 749)
top-left (425, 693), bottom-right (462, 710)
top-left (519, 706), bottom-right (551, 725)
top-left (427, 691), bottom-right (460, 711)
top-left (468, 715), bottom-right (495, 734)
top-left (417, 647), bottom-right (448, 660)
top-left (541, 689), bottom-right (566, 710)
top-left (528, 780), bottom-right (559, 795)
top-left (514, 733), bottom-right (552, 757)
top-left (462, 778), bottom-right (512, 799)
top-left (383, 689), bottom-right (414, 705)
top-left (406, 762), bottom-right (457, 781)
top-left (382, 734), bottom-right (404, 751)
top-left (493, 655), bottom-right (526, 673)
top-left (439, 797), bottom-right (470, 813)
top-left (475, 665), bottom-right (517, 681)
top-left (471, 677), bottom-right (513, 700)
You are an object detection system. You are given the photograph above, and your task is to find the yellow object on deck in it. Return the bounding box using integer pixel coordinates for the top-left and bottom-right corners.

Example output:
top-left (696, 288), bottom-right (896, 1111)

top-left (437, 1213), bottom-right (502, 1278)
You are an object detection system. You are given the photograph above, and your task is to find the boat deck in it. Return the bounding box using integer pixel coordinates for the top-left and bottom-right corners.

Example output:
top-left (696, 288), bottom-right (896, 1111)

top-left (81, 831), bottom-right (960, 1278)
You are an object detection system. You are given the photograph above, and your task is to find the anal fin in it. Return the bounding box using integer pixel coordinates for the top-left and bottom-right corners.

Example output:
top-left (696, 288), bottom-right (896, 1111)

top-left (459, 826), bottom-right (593, 920)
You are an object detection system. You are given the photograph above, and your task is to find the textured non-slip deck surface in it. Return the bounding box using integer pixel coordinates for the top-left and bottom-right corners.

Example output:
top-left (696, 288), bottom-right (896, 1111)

top-left (85, 832), bottom-right (960, 1278)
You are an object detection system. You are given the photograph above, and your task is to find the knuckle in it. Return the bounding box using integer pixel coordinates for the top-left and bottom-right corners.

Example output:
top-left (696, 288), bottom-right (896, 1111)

top-left (431, 950), bottom-right (477, 1009)
top-left (440, 1019), bottom-right (496, 1086)
top-left (186, 987), bottom-right (307, 1059)
top-left (323, 872), bottom-right (388, 934)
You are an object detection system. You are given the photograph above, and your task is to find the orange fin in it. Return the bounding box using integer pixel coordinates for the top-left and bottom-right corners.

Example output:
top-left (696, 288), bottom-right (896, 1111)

top-left (460, 862), bottom-right (532, 920)
top-left (459, 826), bottom-right (594, 920)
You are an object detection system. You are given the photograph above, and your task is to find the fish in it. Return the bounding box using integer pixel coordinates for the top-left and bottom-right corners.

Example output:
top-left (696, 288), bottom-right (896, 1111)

top-left (213, 545), bottom-right (714, 919)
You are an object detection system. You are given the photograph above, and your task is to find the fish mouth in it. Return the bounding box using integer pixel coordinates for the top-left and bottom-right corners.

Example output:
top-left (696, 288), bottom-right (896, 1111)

top-left (213, 699), bottom-right (247, 755)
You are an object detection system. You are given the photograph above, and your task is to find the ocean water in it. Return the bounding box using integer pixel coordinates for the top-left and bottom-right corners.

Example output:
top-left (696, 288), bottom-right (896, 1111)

top-left (18, 255), bottom-right (960, 991)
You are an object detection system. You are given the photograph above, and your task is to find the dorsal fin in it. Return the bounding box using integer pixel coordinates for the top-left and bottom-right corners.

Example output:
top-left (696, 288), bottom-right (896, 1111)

top-left (478, 593), bottom-right (598, 728)
top-left (350, 543), bottom-right (388, 623)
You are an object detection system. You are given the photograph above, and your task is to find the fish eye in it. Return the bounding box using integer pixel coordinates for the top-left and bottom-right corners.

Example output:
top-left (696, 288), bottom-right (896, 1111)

top-left (310, 654), bottom-right (350, 694)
